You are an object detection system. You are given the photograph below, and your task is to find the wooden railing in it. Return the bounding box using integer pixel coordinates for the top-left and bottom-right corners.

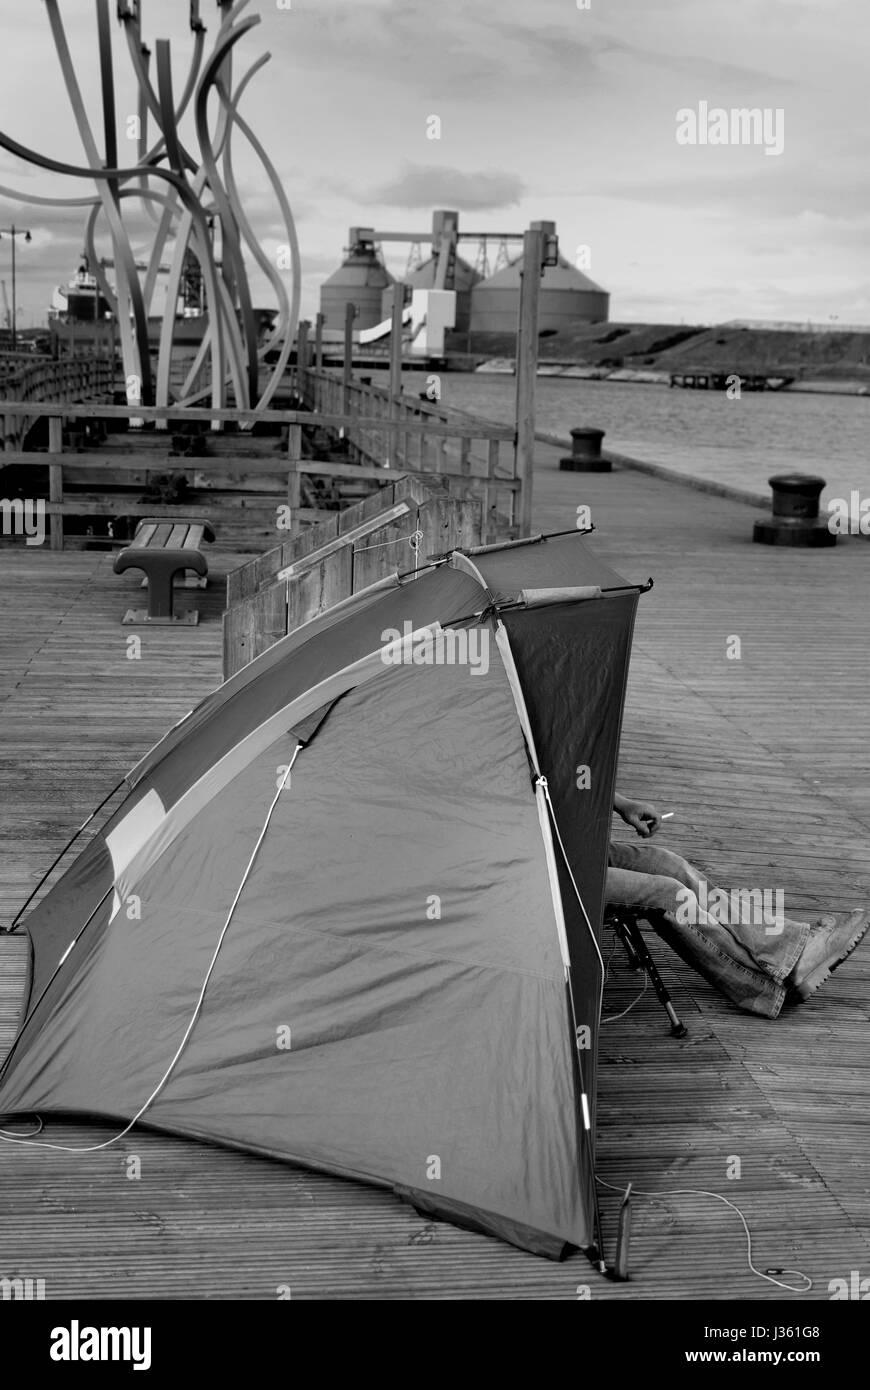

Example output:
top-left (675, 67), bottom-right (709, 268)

top-left (290, 364), bottom-right (518, 541)
top-left (0, 356), bottom-right (115, 453)
top-left (223, 474), bottom-right (484, 677)
top-left (0, 351), bottom-right (54, 379)
top-left (0, 387), bottom-right (518, 552)
top-left (297, 366), bottom-right (518, 535)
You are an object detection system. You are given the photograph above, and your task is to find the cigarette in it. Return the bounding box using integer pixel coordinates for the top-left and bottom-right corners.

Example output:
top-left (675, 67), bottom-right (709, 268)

top-left (661, 812), bottom-right (674, 820)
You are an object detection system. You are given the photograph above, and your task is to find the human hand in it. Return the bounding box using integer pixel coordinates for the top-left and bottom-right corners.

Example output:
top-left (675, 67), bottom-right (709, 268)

top-left (620, 799), bottom-right (662, 838)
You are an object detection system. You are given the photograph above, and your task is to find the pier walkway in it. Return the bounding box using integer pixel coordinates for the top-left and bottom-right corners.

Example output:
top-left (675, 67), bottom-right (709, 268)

top-left (575, 432), bottom-right (866, 516)
top-left (608, 436), bottom-right (866, 515)
top-left (0, 444), bottom-right (868, 1299)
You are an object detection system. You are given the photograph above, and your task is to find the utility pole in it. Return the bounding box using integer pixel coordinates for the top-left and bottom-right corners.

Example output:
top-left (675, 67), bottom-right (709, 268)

top-left (514, 220), bottom-right (558, 537)
top-left (0, 225), bottom-right (32, 350)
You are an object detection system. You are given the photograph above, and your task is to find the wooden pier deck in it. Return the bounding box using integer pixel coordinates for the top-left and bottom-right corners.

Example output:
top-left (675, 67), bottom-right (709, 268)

top-left (0, 450), bottom-right (868, 1299)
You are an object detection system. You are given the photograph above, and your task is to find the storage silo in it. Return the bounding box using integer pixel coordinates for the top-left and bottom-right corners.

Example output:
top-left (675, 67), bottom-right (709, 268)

top-left (320, 228), bottom-right (395, 332)
top-left (403, 252), bottom-right (481, 333)
top-left (470, 254), bottom-right (609, 334)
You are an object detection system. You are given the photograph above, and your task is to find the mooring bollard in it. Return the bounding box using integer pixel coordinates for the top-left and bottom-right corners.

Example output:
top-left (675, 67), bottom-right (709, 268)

top-left (559, 427), bottom-right (611, 473)
top-left (753, 473), bottom-right (837, 548)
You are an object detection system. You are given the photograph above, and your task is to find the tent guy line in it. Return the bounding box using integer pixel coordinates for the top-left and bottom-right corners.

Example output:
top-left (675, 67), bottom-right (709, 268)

top-left (595, 1177), bottom-right (812, 1295)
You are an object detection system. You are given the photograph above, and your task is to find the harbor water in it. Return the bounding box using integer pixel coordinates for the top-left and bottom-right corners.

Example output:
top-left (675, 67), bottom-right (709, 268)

top-left (369, 370), bottom-right (870, 503)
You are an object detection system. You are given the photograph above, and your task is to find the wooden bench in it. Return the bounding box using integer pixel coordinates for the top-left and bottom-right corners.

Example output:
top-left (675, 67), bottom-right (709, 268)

top-left (113, 517), bottom-right (215, 625)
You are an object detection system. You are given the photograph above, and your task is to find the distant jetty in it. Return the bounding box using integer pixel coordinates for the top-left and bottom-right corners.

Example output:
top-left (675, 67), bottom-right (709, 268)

top-left (468, 321), bottom-right (870, 395)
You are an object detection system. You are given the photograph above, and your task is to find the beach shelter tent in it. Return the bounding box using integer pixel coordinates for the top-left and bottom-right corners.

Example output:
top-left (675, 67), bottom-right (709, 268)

top-left (0, 531), bottom-right (641, 1260)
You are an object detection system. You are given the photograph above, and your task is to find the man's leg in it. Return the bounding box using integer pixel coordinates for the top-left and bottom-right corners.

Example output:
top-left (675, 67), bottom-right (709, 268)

top-left (607, 842), bottom-right (811, 1018)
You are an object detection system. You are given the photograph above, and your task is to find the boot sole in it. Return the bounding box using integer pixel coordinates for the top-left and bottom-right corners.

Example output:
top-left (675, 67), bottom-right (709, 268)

top-left (791, 916), bottom-right (870, 1002)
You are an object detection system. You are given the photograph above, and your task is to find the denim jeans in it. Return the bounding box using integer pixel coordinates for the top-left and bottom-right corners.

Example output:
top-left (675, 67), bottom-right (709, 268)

top-left (606, 841), bottom-right (812, 1018)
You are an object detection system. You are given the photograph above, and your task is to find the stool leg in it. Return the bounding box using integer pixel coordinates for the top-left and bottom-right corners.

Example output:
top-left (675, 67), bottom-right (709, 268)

top-left (622, 919), bottom-right (687, 1038)
top-left (614, 918), bottom-right (643, 971)
top-left (146, 560), bottom-right (176, 620)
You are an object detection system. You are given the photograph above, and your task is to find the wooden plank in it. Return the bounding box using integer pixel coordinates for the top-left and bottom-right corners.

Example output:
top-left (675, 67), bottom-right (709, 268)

top-left (282, 513), bottom-right (340, 570)
top-left (43, 498), bottom-right (281, 521)
top-left (351, 511), bottom-right (413, 591)
top-left (3, 452), bottom-right (299, 476)
top-left (338, 484), bottom-right (395, 534)
top-left (277, 502), bottom-right (411, 580)
top-left (285, 548), bottom-right (353, 633)
top-left (222, 583), bottom-right (287, 678)
top-left (130, 521), bottom-right (158, 548)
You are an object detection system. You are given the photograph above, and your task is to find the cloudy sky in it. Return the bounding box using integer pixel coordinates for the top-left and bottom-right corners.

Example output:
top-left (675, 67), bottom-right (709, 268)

top-left (0, 0), bottom-right (867, 328)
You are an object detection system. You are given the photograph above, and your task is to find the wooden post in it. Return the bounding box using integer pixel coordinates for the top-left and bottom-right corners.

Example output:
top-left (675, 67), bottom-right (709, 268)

top-left (314, 312), bottom-right (324, 373)
top-left (296, 320), bottom-right (310, 398)
top-left (514, 221), bottom-right (556, 538)
top-left (486, 437), bottom-right (500, 542)
top-left (48, 413), bottom-right (64, 552)
top-left (386, 291), bottom-right (405, 468)
top-left (389, 291), bottom-right (404, 403)
top-left (342, 302), bottom-right (356, 420)
top-left (287, 423), bottom-right (302, 538)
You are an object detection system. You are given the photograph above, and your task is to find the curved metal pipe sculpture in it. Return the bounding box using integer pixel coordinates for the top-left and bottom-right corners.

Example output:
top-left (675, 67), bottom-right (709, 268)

top-left (0, 0), bottom-right (300, 420)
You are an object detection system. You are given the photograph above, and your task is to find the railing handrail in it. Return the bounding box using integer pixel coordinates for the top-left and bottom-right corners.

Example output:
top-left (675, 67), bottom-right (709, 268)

top-left (0, 397), bottom-right (515, 439)
top-left (303, 364), bottom-right (506, 430)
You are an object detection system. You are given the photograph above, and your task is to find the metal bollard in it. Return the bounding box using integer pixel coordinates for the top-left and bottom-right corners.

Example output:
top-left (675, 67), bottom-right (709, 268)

top-left (559, 426), bottom-right (611, 473)
top-left (753, 473), bottom-right (837, 547)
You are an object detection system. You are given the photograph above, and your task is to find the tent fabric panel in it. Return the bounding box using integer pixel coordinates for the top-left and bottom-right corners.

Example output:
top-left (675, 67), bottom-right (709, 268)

top-left (17, 567), bottom-right (483, 1003)
top-left (0, 650), bottom-right (590, 1250)
top-left (128, 565), bottom-right (483, 795)
top-left (112, 634), bottom-right (445, 908)
top-left (0, 750), bottom-right (286, 1113)
top-left (9, 836), bottom-right (115, 1010)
